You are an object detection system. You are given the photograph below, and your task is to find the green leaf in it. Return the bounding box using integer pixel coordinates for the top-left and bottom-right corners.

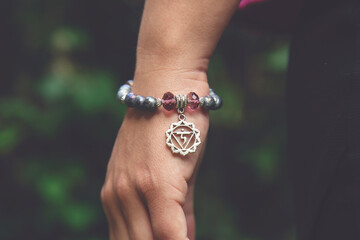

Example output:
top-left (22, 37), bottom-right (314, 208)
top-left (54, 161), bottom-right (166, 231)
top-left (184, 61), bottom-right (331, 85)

top-left (266, 45), bottom-right (289, 72)
top-left (62, 203), bottom-right (96, 231)
top-left (0, 125), bottom-right (20, 154)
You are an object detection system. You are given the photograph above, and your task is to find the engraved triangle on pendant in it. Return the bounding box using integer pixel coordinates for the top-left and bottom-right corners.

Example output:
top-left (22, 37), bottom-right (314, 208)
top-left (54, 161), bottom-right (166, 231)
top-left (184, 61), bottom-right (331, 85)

top-left (171, 130), bottom-right (193, 149)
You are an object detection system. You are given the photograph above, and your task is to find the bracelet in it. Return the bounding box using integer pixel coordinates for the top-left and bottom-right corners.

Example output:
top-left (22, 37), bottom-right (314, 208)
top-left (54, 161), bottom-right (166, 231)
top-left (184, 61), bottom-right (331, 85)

top-left (116, 80), bottom-right (223, 156)
top-left (117, 80), bottom-right (222, 112)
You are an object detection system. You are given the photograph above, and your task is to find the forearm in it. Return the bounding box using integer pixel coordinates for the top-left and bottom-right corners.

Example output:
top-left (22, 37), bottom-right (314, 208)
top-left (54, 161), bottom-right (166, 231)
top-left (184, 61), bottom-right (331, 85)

top-left (133, 0), bottom-right (241, 95)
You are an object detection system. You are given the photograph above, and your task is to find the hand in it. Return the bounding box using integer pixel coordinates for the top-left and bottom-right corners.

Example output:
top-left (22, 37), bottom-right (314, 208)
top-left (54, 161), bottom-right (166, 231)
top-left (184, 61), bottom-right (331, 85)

top-left (101, 0), bottom-right (239, 237)
top-left (101, 79), bottom-right (209, 240)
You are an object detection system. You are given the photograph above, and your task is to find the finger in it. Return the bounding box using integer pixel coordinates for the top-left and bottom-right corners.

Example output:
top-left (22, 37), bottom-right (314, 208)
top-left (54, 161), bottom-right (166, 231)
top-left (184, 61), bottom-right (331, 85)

top-left (109, 211), bottom-right (129, 240)
top-left (143, 185), bottom-right (188, 240)
top-left (150, 197), bottom-right (188, 240)
top-left (118, 187), bottom-right (154, 240)
top-left (101, 183), bottom-right (130, 240)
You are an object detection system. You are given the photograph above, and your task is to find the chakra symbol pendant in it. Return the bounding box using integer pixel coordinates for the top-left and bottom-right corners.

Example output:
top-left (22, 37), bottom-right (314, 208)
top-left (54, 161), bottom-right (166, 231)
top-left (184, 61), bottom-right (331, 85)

top-left (165, 113), bottom-right (201, 156)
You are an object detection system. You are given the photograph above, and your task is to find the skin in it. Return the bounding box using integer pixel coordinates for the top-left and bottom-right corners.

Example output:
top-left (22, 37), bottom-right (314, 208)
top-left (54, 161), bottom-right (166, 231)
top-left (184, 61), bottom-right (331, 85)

top-left (101, 0), bottom-right (241, 239)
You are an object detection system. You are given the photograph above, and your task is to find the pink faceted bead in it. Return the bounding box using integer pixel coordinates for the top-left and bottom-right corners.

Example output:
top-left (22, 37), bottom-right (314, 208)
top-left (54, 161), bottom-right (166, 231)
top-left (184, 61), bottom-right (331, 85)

top-left (187, 92), bottom-right (200, 110)
top-left (162, 92), bottom-right (176, 111)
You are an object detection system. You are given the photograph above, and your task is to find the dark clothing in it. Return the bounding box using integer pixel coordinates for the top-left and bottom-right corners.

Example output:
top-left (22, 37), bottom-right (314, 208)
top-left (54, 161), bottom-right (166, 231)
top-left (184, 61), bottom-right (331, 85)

top-left (287, 0), bottom-right (360, 239)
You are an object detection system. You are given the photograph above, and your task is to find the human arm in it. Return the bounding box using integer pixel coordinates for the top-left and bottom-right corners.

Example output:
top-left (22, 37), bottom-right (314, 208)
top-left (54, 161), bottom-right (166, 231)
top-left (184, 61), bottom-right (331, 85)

top-left (237, 0), bottom-right (304, 32)
top-left (101, 1), bottom-right (240, 240)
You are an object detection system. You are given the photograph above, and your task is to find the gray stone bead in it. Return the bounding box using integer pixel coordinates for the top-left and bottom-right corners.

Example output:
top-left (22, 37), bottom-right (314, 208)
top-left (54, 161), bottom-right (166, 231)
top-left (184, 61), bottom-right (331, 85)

top-left (209, 89), bottom-right (220, 98)
top-left (134, 95), bottom-right (146, 108)
top-left (119, 94), bottom-right (127, 104)
top-left (143, 97), bottom-right (158, 112)
top-left (119, 84), bottom-right (131, 93)
top-left (117, 89), bottom-right (129, 100)
top-left (203, 96), bottom-right (215, 109)
top-left (125, 92), bottom-right (136, 107)
top-left (211, 95), bottom-right (222, 110)
top-left (209, 88), bottom-right (215, 96)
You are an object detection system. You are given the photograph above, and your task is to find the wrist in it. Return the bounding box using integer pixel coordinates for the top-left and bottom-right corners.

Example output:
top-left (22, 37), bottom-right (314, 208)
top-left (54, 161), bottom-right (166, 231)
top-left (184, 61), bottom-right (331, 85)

top-left (132, 69), bottom-right (210, 98)
top-left (118, 74), bottom-right (218, 157)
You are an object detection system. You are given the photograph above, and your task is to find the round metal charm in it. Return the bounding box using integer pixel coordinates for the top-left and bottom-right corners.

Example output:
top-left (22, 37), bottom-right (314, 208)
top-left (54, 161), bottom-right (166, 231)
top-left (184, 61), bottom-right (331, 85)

top-left (165, 114), bottom-right (201, 156)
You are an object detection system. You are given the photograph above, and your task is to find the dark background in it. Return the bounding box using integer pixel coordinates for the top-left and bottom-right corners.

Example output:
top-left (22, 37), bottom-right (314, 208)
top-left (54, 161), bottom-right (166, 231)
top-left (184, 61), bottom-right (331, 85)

top-left (1, 0), bottom-right (294, 239)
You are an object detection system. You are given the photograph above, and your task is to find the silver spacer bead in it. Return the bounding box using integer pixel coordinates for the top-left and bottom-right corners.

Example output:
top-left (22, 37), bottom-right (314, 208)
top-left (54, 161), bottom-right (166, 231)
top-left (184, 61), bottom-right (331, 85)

top-left (156, 98), bottom-right (162, 107)
top-left (199, 97), bottom-right (205, 107)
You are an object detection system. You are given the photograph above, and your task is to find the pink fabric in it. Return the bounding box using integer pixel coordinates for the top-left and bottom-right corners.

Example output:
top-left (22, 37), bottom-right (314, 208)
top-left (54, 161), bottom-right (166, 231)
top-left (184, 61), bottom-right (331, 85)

top-left (236, 0), bottom-right (304, 32)
top-left (239, 0), bottom-right (267, 9)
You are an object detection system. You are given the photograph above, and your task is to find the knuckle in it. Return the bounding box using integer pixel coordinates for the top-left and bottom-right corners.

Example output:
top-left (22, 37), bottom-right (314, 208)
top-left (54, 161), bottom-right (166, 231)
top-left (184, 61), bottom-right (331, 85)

top-left (100, 183), bottom-right (113, 205)
top-left (136, 169), bottom-right (158, 197)
top-left (115, 174), bottom-right (131, 200)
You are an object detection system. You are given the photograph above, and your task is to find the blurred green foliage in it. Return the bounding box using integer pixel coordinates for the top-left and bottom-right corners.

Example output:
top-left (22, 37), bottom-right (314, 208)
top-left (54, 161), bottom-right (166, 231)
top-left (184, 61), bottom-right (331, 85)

top-left (2, 0), bottom-right (293, 239)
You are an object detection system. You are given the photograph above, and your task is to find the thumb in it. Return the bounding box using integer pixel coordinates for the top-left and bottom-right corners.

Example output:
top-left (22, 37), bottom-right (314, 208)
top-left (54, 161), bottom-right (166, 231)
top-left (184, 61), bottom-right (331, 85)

top-left (183, 183), bottom-right (195, 240)
top-left (184, 140), bottom-right (206, 240)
